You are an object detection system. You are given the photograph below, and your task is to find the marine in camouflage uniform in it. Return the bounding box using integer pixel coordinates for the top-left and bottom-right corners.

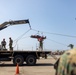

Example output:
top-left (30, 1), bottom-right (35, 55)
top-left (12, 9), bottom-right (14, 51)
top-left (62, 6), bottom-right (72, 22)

top-left (54, 48), bottom-right (76, 75)
top-left (9, 37), bottom-right (13, 50)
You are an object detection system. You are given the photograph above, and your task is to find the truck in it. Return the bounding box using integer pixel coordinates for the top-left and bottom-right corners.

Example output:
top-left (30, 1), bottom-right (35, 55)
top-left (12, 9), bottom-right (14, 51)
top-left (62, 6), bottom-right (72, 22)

top-left (0, 19), bottom-right (51, 65)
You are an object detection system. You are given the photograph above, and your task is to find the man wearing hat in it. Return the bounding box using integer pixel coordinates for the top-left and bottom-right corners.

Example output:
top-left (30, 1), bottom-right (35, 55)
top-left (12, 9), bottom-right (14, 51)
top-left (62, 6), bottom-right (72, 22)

top-left (9, 37), bottom-right (13, 50)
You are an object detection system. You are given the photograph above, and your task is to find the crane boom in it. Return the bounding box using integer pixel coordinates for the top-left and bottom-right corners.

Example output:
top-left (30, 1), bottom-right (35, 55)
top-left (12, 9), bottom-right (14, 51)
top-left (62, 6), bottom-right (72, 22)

top-left (0, 19), bottom-right (31, 30)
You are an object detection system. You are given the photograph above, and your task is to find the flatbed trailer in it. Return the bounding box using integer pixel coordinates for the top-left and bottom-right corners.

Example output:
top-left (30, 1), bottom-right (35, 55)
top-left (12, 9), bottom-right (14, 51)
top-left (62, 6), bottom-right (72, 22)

top-left (0, 19), bottom-right (52, 65)
top-left (0, 50), bottom-right (51, 65)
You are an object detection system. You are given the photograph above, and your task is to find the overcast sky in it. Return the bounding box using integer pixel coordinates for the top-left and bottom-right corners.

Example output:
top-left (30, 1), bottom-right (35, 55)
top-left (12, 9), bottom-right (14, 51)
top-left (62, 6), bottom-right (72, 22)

top-left (0, 0), bottom-right (76, 51)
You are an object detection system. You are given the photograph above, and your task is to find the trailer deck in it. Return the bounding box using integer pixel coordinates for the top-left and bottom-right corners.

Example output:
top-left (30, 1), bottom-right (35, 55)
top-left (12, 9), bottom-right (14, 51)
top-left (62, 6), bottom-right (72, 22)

top-left (0, 50), bottom-right (51, 65)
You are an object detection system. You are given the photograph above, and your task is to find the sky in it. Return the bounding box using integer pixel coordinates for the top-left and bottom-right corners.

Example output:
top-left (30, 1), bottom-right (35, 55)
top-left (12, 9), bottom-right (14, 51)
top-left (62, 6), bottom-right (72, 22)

top-left (0, 0), bottom-right (76, 51)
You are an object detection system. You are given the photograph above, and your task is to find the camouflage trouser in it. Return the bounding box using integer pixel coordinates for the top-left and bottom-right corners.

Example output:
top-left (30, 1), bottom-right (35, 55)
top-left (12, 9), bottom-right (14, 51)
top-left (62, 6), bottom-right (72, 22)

top-left (9, 44), bottom-right (13, 50)
top-left (2, 44), bottom-right (6, 49)
top-left (39, 41), bottom-right (43, 50)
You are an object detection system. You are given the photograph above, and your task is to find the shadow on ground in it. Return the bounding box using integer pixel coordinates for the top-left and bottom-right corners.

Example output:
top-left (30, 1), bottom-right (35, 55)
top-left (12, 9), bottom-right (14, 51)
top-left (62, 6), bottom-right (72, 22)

top-left (0, 63), bottom-right (54, 67)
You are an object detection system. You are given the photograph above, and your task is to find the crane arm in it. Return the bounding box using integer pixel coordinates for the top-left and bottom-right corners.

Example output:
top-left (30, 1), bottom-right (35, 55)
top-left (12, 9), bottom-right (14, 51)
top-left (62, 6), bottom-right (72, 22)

top-left (0, 19), bottom-right (31, 30)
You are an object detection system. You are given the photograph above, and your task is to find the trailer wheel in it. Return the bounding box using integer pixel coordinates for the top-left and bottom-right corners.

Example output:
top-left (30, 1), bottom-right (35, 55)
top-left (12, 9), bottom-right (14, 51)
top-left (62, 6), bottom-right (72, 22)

top-left (13, 55), bottom-right (24, 65)
top-left (26, 55), bottom-right (36, 65)
top-left (45, 54), bottom-right (47, 59)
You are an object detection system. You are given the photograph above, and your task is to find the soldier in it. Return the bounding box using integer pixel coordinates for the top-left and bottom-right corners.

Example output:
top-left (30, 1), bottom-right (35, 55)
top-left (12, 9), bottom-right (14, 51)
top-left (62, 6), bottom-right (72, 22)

top-left (1, 38), bottom-right (6, 49)
top-left (9, 37), bottom-right (13, 50)
top-left (54, 48), bottom-right (76, 75)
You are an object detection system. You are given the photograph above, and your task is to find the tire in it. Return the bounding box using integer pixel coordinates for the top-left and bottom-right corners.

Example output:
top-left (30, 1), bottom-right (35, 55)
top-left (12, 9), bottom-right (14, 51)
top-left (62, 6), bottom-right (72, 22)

top-left (45, 54), bottom-right (47, 59)
top-left (13, 55), bottom-right (24, 65)
top-left (26, 55), bottom-right (36, 66)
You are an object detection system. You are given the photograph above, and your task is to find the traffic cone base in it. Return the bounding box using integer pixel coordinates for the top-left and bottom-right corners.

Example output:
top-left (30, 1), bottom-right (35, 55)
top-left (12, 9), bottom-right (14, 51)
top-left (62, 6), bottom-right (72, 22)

top-left (15, 64), bottom-right (19, 75)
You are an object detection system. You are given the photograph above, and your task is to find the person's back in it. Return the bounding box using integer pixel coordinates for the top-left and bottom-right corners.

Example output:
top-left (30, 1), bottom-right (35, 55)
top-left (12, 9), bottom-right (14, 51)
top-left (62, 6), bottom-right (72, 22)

top-left (54, 48), bottom-right (76, 75)
top-left (1, 39), bottom-right (6, 49)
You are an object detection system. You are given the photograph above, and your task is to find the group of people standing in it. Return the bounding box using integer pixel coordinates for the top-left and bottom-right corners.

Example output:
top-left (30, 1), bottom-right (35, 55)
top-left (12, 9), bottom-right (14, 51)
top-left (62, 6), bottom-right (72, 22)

top-left (1, 37), bottom-right (13, 50)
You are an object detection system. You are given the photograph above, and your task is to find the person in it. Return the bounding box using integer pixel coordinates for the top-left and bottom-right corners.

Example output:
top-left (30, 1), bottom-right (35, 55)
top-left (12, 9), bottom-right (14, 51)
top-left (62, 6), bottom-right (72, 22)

top-left (9, 37), bottom-right (13, 50)
top-left (54, 48), bottom-right (76, 75)
top-left (68, 44), bottom-right (74, 49)
top-left (1, 38), bottom-right (6, 49)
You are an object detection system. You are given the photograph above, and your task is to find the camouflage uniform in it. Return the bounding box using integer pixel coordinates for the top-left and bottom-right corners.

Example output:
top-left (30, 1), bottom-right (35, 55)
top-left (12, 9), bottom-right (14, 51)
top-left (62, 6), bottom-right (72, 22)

top-left (1, 39), bottom-right (6, 49)
top-left (54, 48), bottom-right (76, 75)
top-left (9, 37), bottom-right (13, 50)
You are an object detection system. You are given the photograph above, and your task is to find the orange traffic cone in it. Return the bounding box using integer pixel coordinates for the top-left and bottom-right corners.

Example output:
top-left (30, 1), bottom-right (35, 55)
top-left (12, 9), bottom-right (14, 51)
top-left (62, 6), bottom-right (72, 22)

top-left (15, 63), bottom-right (19, 75)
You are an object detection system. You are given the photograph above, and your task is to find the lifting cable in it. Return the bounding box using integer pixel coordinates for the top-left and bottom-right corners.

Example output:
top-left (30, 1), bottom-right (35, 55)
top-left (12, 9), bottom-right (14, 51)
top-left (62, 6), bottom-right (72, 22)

top-left (30, 28), bottom-right (69, 47)
top-left (46, 38), bottom-right (68, 46)
top-left (13, 29), bottom-right (31, 48)
top-left (31, 28), bottom-right (76, 38)
top-left (13, 27), bottom-right (75, 48)
top-left (21, 36), bottom-right (30, 39)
